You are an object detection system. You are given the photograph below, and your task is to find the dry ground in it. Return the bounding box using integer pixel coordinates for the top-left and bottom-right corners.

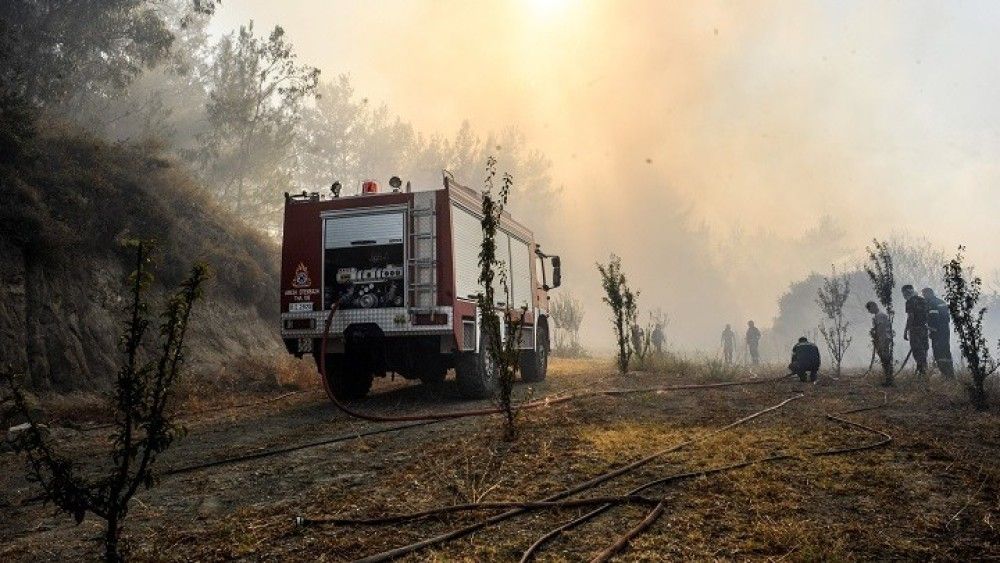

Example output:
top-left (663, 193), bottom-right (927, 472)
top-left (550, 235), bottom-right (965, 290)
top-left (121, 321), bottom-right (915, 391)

top-left (2, 357), bottom-right (999, 561)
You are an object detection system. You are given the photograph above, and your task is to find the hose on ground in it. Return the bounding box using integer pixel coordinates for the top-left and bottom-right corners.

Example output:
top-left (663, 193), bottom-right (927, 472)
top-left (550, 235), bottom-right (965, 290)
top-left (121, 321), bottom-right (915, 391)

top-left (69, 390), bottom-right (314, 433)
top-left (298, 394), bottom-right (804, 562)
top-left (580, 395), bottom-right (894, 563)
top-left (296, 393), bottom-right (893, 562)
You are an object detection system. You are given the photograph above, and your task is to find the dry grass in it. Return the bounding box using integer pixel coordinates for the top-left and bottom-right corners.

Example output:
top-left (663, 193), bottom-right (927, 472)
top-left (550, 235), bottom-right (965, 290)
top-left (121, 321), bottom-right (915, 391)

top-left (15, 356), bottom-right (321, 429)
top-left (3, 357), bottom-right (1000, 561)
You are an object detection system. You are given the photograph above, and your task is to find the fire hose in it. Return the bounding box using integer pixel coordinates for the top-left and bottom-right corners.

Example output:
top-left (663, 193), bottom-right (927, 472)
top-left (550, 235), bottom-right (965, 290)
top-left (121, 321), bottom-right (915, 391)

top-left (295, 394), bottom-right (894, 563)
top-left (18, 308), bottom-right (793, 508)
top-left (865, 347), bottom-right (911, 379)
top-left (894, 349), bottom-right (912, 377)
top-left (297, 394), bottom-right (805, 562)
top-left (865, 346), bottom-right (877, 376)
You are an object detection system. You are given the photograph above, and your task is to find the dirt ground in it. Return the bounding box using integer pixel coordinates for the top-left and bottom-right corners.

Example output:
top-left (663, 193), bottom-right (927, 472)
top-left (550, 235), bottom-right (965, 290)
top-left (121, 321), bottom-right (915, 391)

top-left (2, 357), bottom-right (999, 561)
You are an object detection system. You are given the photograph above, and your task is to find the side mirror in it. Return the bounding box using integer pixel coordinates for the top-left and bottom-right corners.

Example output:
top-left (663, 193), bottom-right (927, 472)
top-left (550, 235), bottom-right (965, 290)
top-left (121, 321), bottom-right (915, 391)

top-left (550, 256), bottom-right (561, 289)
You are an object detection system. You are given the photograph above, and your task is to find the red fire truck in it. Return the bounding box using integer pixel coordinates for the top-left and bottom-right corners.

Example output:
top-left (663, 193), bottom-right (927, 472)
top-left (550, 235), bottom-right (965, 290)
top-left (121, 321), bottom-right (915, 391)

top-left (279, 173), bottom-right (561, 400)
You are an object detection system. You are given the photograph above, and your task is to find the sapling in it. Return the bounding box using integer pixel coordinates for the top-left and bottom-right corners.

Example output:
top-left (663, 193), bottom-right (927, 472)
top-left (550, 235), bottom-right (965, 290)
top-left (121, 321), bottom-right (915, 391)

top-left (817, 265), bottom-right (852, 378)
top-left (4, 241), bottom-right (208, 561)
top-left (478, 156), bottom-right (526, 439)
top-left (597, 255), bottom-right (638, 374)
top-left (944, 247), bottom-right (998, 410)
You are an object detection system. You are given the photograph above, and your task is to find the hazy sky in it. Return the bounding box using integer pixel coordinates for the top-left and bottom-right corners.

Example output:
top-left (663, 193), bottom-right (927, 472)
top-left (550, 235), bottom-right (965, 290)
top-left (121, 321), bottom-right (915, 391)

top-left (212, 1), bottom-right (1000, 348)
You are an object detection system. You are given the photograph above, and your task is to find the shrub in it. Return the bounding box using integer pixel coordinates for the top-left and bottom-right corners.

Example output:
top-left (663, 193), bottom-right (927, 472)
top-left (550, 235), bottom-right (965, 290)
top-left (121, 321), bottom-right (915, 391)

top-left (3, 241), bottom-right (208, 561)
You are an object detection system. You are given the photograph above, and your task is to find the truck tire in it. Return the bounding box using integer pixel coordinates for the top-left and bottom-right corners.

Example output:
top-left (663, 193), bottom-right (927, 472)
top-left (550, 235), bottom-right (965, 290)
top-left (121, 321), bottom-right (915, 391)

top-left (324, 354), bottom-right (374, 400)
top-left (520, 325), bottom-right (549, 383)
top-left (455, 331), bottom-right (497, 399)
top-left (417, 356), bottom-right (448, 386)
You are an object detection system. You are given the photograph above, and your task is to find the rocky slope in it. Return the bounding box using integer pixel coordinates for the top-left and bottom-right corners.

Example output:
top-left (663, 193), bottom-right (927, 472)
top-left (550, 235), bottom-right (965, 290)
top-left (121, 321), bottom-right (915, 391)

top-left (0, 117), bottom-right (286, 391)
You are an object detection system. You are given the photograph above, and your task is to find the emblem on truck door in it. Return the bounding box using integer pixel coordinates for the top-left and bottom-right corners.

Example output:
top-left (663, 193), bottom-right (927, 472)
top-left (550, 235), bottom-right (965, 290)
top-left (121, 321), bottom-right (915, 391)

top-left (291, 262), bottom-right (313, 288)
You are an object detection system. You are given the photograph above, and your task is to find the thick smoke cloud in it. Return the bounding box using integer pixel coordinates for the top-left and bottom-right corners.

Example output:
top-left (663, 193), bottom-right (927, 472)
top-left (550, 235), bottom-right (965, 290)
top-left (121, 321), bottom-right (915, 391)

top-left (213, 1), bottom-right (1000, 350)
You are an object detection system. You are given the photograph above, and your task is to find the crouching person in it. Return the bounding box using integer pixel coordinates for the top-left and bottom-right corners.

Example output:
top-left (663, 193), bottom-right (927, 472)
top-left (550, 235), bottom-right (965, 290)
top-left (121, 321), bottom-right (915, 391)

top-left (789, 337), bottom-right (821, 383)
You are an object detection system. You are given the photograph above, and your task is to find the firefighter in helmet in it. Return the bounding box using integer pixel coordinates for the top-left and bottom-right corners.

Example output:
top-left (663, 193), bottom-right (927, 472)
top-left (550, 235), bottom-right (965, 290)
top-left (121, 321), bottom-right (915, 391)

top-left (902, 284), bottom-right (930, 377)
top-left (721, 324), bottom-right (735, 364)
top-left (922, 287), bottom-right (954, 377)
top-left (651, 323), bottom-right (665, 355)
top-left (745, 320), bottom-right (761, 367)
top-left (789, 336), bottom-right (821, 383)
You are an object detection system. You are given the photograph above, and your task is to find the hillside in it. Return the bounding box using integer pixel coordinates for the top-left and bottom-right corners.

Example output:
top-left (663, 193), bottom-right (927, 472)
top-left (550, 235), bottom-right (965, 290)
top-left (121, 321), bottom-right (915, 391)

top-left (0, 111), bottom-right (288, 392)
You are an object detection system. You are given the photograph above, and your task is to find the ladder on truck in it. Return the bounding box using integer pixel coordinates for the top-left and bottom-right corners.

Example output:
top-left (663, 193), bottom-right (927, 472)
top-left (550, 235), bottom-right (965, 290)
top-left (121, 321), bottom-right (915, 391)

top-left (408, 195), bottom-right (437, 312)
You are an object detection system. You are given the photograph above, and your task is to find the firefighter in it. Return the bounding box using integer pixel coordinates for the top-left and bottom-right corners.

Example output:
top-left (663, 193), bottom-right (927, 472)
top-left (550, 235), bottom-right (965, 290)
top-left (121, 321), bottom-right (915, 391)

top-left (866, 301), bottom-right (892, 377)
top-left (721, 324), bottom-right (735, 364)
top-left (789, 336), bottom-right (821, 383)
top-left (631, 323), bottom-right (644, 352)
top-left (902, 285), bottom-right (929, 377)
top-left (922, 287), bottom-right (954, 377)
top-left (651, 323), bottom-right (665, 355)
top-left (745, 320), bottom-right (761, 367)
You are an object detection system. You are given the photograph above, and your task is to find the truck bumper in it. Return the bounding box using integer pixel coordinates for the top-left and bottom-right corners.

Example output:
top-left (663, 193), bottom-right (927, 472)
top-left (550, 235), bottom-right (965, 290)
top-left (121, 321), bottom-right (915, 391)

top-left (280, 306), bottom-right (454, 342)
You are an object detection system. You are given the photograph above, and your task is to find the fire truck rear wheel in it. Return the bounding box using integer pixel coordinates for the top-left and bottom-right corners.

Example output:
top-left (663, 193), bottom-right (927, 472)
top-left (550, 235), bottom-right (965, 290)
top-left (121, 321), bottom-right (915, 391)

top-left (520, 326), bottom-right (549, 382)
top-left (324, 354), bottom-right (374, 400)
top-left (456, 332), bottom-right (498, 399)
top-left (418, 357), bottom-right (448, 386)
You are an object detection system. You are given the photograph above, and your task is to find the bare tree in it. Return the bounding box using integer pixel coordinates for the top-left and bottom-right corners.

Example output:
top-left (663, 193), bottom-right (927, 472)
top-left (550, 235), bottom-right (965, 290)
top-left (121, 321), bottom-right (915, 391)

top-left (550, 292), bottom-right (585, 357)
top-left (865, 239), bottom-right (896, 386)
top-left (817, 265), bottom-right (852, 377)
top-left (477, 156), bottom-right (525, 440)
top-left (597, 255), bottom-right (638, 374)
top-left (3, 241), bottom-right (208, 561)
top-left (944, 247), bottom-right (998, 410)
top-left (886, 236), bottom-right (949, 293)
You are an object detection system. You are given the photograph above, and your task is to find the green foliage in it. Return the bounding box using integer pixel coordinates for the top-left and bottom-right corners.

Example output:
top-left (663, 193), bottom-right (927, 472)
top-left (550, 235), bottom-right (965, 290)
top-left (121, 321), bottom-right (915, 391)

top-left (944, 247), bottom-right (998, 410)
top-left (193, 20), bottom-right (320, 226)
top-left (0, 1), bottom-right (216, 108)
top-left (817, 265), bottom-right (852, 376)
top-left (865, 239), bottom-right (896, 385)
top-left (477, 156), bottom-right (524, 439)
top-left (4, 242), bottom-right (208, 561)
top-left (597, 255), bottom-right (638, 374)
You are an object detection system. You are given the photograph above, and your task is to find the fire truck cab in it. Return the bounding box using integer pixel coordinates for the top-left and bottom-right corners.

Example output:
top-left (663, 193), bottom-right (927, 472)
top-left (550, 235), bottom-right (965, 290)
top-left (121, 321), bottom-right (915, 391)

top-left (279, 173), bottom-right (561, 400)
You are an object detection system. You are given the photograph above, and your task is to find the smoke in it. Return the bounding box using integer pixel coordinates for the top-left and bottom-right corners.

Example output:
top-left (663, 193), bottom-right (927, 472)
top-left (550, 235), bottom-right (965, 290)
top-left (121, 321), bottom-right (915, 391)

top-left (212, 1), bottom-right (1000, 350)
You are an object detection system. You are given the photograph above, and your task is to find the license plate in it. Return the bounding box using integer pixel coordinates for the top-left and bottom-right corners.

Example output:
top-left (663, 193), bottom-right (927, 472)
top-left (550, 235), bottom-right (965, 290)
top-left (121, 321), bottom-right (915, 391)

top-left (289, 302), bottom-right (314, 312)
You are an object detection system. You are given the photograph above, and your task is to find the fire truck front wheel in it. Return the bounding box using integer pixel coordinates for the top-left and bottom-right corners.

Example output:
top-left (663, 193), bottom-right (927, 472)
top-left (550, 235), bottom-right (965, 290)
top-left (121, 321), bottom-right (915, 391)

top-left (455, 332), bottom-right (498, 399)
top-left (323, 354), bottom-right (374, 400)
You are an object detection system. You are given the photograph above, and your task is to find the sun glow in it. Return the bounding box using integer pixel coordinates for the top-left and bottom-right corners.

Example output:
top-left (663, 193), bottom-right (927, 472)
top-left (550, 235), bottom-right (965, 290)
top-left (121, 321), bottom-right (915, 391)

top-left (525, 0), bottom-right (572, 19)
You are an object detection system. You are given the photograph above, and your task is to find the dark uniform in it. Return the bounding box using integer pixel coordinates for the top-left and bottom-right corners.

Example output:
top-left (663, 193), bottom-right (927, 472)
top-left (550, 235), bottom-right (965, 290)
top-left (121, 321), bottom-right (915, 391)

top-left (651, 325), bottom-right (664, 354)
top-left (746, 324), bottom-right (761, 366)
top-left (789, 339), bottom-right (821, 382)
top-left (871, 310), bottom-right (892, 375)
top-left (925, 294), bottom-right (954, 376)
top-left (905, 294), bottom-right (930, 375)
top-left (721, 326), bottom-right (735, 364)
